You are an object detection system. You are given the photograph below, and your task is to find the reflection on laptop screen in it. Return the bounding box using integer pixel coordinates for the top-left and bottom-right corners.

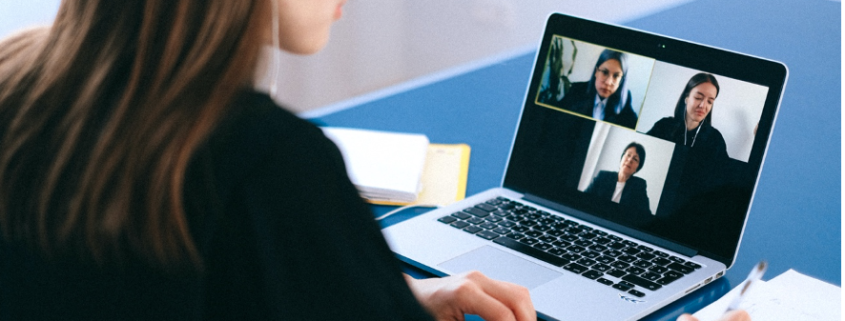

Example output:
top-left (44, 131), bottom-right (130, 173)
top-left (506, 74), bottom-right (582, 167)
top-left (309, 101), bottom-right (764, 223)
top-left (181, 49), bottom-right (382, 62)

top-left (505, 15), bottom-right (786, 266)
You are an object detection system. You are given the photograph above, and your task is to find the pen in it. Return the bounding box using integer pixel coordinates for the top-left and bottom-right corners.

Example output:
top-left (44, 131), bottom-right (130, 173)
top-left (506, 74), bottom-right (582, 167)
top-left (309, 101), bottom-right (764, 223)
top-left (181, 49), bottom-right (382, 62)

top-left (725, 261), bottom-right (767, 312)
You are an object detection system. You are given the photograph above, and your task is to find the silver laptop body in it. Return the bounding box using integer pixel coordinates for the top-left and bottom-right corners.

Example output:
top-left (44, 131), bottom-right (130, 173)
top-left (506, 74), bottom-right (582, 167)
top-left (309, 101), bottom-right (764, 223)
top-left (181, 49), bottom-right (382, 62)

top-left (383, 13), bottom-right (788, 321)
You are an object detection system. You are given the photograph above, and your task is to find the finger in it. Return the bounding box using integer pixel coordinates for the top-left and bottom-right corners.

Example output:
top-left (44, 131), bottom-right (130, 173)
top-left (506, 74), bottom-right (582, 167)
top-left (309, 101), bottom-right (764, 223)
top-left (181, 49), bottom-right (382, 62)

top-left (676, 313), bottom-right (697, 321)
top-left (455, 284), bottom-right (518, 321)
top-left (463, 271), bottom-right (536, 321)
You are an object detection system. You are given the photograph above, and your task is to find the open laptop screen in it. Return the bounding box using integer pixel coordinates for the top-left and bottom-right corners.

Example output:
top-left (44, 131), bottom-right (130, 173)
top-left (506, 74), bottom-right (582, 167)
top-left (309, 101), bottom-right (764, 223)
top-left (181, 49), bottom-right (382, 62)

top-left (503, 13), bottom-right (787, 266)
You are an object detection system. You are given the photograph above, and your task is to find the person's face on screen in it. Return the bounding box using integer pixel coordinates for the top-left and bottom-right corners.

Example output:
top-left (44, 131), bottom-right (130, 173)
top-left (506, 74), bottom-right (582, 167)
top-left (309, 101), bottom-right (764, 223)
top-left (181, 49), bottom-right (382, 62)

top-left (684, 82), bottom-right (717, 126)
top-left (272, 0), bottom-right (347, 54)
top-left (619, 147), bottom-right (640, 179)
top-left (594, 59), bottom-right (623, 98)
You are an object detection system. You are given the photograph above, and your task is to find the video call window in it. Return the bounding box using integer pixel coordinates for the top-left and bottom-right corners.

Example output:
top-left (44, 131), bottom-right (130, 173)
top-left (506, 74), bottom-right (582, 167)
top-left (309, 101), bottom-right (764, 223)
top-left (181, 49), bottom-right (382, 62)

top-left (637, 62), bottom-right (769, 163)
top-left (577, 123), bottom-right (674, 216)
top-left (535, 36), bottom-right (655, 131)
top-left (536, 35), bottom-right (770, 164)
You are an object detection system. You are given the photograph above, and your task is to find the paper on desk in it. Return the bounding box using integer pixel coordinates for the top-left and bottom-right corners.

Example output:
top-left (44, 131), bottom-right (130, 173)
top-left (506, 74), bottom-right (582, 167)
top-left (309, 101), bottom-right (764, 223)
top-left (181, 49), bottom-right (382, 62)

top-left (321, 127), bottom-right (429, 203)
top-left (693, 269), bottom-right (840, 321)
top-left (366, 143), bottom-right (470, 207)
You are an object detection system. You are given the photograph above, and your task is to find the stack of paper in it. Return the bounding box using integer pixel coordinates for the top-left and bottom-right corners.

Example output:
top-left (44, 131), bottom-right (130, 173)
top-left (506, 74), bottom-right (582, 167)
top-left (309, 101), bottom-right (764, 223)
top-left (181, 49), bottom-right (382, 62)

top-left (321, 127), bottom-right (429, 203)
top-left (693, 269), bottom-right (840, 321)
top-left (321, 127), bottom-right (471, 206)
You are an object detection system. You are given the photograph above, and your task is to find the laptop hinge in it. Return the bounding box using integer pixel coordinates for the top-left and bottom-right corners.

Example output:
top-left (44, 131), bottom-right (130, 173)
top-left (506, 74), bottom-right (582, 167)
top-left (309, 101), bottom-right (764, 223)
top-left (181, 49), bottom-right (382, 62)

top-left (522, 193), bottom-right (698, 257)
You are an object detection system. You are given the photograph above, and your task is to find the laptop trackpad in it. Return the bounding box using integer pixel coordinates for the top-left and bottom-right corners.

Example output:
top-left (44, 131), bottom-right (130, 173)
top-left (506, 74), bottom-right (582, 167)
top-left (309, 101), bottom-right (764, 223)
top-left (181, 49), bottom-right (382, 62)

top-left (437, 246), bottom-right (561, 289)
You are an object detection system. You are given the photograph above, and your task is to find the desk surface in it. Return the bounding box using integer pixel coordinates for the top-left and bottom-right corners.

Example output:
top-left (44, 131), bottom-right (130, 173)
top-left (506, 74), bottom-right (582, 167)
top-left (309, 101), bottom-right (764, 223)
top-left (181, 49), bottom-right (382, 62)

top-left (311, 0), bottom-right (840, 319)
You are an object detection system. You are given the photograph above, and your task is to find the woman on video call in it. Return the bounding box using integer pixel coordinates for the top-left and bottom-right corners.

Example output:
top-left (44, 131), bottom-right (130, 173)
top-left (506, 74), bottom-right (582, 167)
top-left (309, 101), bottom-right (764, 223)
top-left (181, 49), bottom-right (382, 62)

top-left (560, 49), bottom-right (639, 129)
top-left (0, 1), bottom-right (747, 320)
top-left (586, 142), bottom-right (651, 215)
top-left (646, 73), bottom-right (728, 159)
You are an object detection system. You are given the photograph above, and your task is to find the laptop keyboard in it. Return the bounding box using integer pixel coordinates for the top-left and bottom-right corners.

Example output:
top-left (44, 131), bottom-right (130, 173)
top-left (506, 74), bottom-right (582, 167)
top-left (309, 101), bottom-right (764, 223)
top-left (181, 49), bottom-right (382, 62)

top-left (436, 197), bottom-right (702, 298)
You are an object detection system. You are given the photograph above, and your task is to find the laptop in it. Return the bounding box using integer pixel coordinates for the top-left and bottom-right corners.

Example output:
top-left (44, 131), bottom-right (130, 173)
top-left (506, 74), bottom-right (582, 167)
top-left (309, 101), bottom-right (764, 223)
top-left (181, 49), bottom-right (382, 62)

top-left (382, 13), bottom-right (787, 321)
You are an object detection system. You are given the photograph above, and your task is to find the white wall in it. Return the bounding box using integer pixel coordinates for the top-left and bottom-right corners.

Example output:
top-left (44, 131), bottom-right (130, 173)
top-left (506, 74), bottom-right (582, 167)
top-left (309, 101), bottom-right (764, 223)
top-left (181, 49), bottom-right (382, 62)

top-left (278, 0), bottom-right (695, 112)
top-left (0, 0), bottom-right (60, 35)
top-left (0, 0), bottom-right (694, 112)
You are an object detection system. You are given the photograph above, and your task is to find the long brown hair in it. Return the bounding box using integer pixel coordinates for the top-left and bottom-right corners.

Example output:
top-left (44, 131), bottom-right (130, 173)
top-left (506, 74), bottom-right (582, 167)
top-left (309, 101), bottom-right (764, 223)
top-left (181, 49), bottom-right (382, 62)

top-left (0, 0), bottom-right (269, 269)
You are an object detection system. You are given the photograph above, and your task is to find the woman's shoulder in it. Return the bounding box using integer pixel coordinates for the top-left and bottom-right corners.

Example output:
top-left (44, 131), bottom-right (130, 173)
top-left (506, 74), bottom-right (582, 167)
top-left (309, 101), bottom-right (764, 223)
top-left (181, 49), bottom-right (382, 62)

top-left (654, 117), bottom-right (676, 126)
top-left (595, 170), bottom-right (617, 180)
top-left (229, 91), bottom-right (314, 130)
top-left (647, 117), bottom-right (676, 134)
top-left (221, 90), bottom-right (329, 148)
top-left (200, 90), bottom-right (341, 182)
top-left (628, 175), bottom-right (647, 188)
top-left (703, 125), bottom-right (726, 140)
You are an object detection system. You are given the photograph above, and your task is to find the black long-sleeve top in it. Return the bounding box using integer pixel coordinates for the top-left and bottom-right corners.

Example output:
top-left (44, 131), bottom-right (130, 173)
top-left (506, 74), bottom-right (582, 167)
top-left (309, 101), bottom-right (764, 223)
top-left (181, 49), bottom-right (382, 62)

top-left (0, 91), bottom-right (433, 321)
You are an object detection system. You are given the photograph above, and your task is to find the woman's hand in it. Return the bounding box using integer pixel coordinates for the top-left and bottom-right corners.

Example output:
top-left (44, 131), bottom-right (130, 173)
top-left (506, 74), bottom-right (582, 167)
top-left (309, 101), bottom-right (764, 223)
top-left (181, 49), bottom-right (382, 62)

top-left (677, 310), bottom-right (751, 321)
top-left (404, 271), bottom-right (535, 321)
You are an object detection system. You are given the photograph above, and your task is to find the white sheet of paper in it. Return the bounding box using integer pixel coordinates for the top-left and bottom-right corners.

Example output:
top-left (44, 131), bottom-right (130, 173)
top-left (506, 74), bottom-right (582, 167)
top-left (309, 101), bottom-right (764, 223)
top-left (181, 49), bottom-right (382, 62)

top-left (321, 127), bottom-right (429, 202)
top-left (693, 269), bottom-right (841, 321)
